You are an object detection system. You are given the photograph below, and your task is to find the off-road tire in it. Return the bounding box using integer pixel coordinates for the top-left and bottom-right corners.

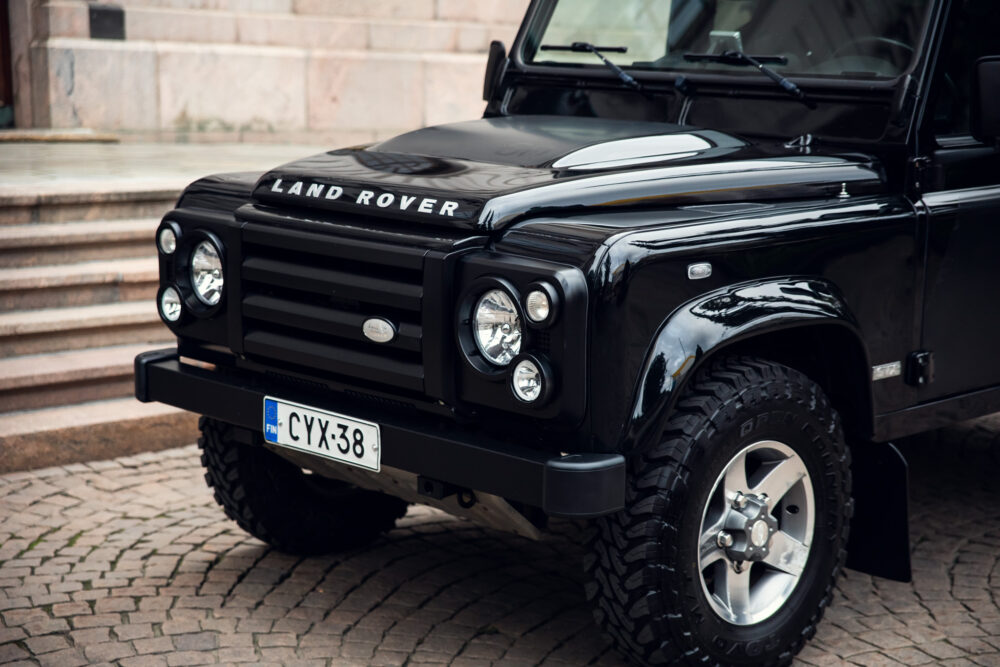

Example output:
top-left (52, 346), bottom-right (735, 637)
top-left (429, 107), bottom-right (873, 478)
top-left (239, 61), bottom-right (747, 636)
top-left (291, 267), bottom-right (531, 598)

top-left (199, 417), bottom-right (408, 555)
top-left (585, 357), bottom-right (852, 666)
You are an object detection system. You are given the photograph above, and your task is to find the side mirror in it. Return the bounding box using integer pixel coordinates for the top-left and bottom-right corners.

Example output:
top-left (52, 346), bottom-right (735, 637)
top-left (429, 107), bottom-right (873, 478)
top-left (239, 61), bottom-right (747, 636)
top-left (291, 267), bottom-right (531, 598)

top-left (483, 40), bottom-right (508, 103)
top-left (971, 56), bottom-right (1000, 144)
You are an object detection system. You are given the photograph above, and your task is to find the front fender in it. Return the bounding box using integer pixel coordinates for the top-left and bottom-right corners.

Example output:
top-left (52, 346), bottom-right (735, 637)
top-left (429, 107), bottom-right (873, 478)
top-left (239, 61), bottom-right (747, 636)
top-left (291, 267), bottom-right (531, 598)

top-left (622, 277), bottom-right (870, 453)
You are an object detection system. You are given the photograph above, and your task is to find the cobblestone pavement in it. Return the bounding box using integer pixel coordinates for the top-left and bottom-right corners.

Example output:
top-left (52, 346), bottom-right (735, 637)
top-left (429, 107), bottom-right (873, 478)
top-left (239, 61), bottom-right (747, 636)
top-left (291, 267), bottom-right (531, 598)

top-left (3, 419), bottom-right (1000, 666)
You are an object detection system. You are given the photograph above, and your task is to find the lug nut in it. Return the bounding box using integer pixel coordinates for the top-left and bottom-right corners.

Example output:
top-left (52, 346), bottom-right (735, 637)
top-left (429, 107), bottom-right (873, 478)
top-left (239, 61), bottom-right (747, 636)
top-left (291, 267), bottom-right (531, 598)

top-left (717, 531), bottom-right (734, 548)
top-left (732, 492), bottom-right (748, 510)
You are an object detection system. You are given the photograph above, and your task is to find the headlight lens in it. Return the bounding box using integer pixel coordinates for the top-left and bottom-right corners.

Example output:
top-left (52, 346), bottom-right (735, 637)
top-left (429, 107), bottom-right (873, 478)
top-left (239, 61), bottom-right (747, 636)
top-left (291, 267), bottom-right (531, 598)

top-left (512, 359), bottom-right (543, 402)
top-left (473, 289), bottom-right (522, 366)
top-left (158, 228), bottom-right (177, 255)
top-left (160, 286), bottom-right (183, 322)
top-left (191, 240), bottom-right (224, 306)
top-left (525, 289), bottom-right (551, 323)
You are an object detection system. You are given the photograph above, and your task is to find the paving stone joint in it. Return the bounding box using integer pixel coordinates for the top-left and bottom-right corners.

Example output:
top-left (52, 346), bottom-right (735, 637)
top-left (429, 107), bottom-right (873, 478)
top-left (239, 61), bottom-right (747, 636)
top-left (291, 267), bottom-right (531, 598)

top-left (3, 418), bottom-right (1000, 665)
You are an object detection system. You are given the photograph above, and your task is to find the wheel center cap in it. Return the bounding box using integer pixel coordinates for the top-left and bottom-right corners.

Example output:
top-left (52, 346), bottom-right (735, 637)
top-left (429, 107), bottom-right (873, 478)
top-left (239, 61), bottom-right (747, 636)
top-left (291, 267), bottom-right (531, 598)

top-left (721, 493), bottom-right (779, 562)
top-left (750, 519), bottom-right (770, 548)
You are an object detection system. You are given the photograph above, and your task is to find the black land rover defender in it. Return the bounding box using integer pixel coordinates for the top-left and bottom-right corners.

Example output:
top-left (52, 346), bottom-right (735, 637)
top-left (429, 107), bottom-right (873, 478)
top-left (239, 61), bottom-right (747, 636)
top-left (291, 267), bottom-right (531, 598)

top-left (135, 0), bottom-right (1000, 664)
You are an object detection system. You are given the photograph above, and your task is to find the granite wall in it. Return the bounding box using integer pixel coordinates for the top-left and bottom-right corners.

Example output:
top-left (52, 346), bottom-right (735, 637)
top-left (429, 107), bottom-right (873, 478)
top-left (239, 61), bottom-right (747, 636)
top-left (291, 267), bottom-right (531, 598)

top-left (8, 0), bottom-right (530, 143)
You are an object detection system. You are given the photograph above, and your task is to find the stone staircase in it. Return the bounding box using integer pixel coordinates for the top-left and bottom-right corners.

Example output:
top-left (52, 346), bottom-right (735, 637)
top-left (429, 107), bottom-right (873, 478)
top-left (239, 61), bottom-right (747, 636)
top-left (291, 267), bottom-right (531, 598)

top-left (0, 186), bottom-right (196, 473)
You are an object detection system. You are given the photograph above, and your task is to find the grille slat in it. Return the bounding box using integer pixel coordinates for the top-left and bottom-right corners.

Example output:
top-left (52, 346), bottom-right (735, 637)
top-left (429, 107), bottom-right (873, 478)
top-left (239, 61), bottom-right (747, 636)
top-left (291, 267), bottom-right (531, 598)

top-left (243, 257), bottom-right (422, 312)
top-left (243, 294), bottom-right (422, 353)
top-left (244, 331), bottom-right (424, 392)
top-left (239, 221), bottom-right (427, 394)
top-left (243, 224), bottom-right (425, 270)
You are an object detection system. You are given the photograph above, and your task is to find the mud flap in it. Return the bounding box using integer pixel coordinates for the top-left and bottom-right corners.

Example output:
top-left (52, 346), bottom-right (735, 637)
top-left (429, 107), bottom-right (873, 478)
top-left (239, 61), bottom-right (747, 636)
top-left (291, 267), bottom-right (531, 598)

top-left (846, 441), bottom-right (911, 582)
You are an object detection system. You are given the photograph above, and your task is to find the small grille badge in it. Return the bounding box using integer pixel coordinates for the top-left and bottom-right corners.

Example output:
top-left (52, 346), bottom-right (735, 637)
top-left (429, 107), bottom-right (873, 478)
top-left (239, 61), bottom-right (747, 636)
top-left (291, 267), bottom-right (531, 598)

top-left (363, 318), bottom-right (397, 344)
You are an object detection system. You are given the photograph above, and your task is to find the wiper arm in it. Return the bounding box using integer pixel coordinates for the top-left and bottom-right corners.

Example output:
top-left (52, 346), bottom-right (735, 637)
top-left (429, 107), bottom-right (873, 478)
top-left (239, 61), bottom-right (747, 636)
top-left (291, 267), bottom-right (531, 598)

top-left (540, 42), bottom-right (648, 96)
top-left (684, 50), bottom-right (816, 109)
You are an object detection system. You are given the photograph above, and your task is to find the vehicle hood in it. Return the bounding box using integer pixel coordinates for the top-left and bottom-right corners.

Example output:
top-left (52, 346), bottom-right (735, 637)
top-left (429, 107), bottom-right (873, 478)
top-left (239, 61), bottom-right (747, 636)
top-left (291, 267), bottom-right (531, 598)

top-left (253, 115), bottom-right (883, 232)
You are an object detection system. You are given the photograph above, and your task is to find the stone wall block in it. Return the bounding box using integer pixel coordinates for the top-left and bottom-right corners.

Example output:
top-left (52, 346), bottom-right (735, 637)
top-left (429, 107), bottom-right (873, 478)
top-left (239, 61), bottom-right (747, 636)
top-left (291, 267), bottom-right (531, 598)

top-left (369, 22), bottom-right (458, 53)
top-left (456, 25), bottom-right (491, 53)
top-left (236, 15), bottom-right (368, 50)
top-left (126, 8), bottom-right (238, 43)
top-left (157, 44), bottom-right (307, 134)
top-left (44, 40), bottom-right (160, 130)
top-left (120, 0), bottom-right (292, 12)
top-left (307, 53), bottom-right (424, 131)
top-left (456, 23), bottom-right (523, 53)
top-left (37, 1), bottom-right (89, 39)
top-left (435, 0), bottom-right (531, 23)
top-left (422, 54), bottom-right (487, 128)
top-left (294, 0), bottom-right (435, 20)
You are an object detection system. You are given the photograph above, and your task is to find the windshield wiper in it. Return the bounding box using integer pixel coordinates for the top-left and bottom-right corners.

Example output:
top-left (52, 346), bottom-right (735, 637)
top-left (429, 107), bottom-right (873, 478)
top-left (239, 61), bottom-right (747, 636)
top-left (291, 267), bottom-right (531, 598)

top-left (540, 42), bottom-right (648, 96)
top-left (684, 51), bottom-right (816, 109)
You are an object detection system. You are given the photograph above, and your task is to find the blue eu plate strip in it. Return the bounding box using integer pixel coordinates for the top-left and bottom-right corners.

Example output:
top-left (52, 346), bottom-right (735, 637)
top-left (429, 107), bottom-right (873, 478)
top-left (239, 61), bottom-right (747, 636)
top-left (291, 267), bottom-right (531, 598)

top-left (263, 398), bottom-right (279, 443)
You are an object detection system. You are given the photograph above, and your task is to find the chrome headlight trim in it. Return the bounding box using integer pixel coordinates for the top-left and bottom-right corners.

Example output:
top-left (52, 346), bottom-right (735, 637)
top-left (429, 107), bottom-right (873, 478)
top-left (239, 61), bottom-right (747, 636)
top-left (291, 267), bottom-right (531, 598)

top-left (158, 285), bottom-right (183, 323)
top-left (509, 354), bottom-right (554, 406)
top-left (190, 238), bottom-right (225, 307)
top-left (472, 287), bottom-right (524, 366)
top-left (158, 226), bottom-right (178, 255)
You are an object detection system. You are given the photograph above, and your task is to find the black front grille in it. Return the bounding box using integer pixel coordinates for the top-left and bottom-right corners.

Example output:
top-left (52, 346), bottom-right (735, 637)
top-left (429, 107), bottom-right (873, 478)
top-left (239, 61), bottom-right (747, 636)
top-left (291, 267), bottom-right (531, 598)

top-left (240, 222), bottom-right (427, 393)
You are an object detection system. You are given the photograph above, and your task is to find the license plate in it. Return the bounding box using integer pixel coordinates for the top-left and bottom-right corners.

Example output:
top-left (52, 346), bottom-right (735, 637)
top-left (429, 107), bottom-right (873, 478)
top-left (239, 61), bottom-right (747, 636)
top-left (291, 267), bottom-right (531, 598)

top-left (263, 397), bottom-right (380, 472)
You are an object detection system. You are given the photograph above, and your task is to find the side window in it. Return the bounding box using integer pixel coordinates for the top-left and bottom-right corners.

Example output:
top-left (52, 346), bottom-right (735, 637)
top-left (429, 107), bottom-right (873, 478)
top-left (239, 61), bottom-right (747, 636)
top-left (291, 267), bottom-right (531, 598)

top-left (932, 0), bottom-right (1000, 139)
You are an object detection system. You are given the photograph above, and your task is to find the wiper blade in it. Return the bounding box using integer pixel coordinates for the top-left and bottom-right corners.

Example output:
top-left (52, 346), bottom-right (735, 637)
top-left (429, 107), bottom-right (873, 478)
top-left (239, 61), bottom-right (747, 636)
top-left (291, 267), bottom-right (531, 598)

top-left (683, 50), bottom-right (816, 109)
top-left (540, 42), bottom-right (647, 96)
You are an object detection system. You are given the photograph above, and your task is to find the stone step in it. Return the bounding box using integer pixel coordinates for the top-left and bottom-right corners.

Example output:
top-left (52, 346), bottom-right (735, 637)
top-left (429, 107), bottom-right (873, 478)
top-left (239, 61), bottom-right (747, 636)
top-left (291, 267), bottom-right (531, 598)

top-left (0, 397), bottom-right (199, 474)
top-left (0, 301), bottom-right (173, 358)
top-left (0, 343), bottom-right (159, 412)
top-left (0, 219), bottom-right (159, 268)
top-left (0, 187), bottom-right (177, 225)
top-left (0, 257), bottom-right (159, 309)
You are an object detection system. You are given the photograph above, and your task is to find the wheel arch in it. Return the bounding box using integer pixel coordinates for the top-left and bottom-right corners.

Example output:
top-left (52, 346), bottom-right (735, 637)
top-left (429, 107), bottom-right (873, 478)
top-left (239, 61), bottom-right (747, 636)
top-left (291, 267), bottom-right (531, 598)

top-left (621, 277), bottom-right (874, 455)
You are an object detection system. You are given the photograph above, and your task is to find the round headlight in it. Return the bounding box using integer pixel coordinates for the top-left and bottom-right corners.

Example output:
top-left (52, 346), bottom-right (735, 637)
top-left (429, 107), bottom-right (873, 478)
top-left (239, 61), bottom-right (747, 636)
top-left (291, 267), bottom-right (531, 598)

top-left (158, 227), bottom-right (177, 255)
top-left (525, 290), bottom-right (551, 323)
top-left (473, 289), bottom-right (522, 366)
top-left (512, 359), bottom-right (543, 402)
top-left (191, 240), bottom-right (224, 306)
top-left (160, 286), bottom-right (183, 322)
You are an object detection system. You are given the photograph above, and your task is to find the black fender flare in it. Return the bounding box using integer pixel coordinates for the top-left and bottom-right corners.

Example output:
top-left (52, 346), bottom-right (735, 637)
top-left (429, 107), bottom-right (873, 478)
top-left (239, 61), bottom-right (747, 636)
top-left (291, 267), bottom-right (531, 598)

top-left (621, 277), bottom-right (872, 455)
top-left (619, 277), bottom-right (910, 582)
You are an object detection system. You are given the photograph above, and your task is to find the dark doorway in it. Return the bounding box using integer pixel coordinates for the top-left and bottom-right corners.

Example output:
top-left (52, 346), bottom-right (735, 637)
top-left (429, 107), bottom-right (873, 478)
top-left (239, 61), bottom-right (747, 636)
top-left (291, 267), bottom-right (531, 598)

top-left (0, 0), bottom-right (13, 127)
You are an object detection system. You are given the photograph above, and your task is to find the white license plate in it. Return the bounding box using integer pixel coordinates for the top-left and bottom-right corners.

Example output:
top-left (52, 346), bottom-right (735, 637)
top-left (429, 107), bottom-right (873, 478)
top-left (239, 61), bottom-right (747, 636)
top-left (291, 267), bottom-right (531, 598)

top-left (263, 397), bottom-right (380, 472)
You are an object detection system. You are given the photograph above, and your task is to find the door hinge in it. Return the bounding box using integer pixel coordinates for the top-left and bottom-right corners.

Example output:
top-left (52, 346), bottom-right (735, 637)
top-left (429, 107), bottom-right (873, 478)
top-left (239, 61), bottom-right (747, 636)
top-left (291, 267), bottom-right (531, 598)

top-left (909, 156), bottom-right (933, 193)
top-left (905, 351), bottom-right (935, 387)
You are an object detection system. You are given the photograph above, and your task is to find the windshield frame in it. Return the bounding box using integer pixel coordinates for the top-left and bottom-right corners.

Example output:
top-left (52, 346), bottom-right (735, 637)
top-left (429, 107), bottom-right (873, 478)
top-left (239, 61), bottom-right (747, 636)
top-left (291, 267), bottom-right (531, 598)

top-left (509, 0), bottom-right (940, 94)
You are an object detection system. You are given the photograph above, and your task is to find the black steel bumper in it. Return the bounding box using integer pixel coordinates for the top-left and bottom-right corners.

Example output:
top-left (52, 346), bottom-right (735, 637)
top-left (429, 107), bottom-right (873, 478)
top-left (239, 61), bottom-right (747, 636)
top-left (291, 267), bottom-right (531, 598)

top-left (135, 349), bottom-right (626, 518)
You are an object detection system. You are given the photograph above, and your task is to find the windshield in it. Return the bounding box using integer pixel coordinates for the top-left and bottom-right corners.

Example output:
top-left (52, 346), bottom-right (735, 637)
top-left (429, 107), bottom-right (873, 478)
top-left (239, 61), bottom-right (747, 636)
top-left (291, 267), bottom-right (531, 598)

top-left (525, 0), bottom-right (932, 80)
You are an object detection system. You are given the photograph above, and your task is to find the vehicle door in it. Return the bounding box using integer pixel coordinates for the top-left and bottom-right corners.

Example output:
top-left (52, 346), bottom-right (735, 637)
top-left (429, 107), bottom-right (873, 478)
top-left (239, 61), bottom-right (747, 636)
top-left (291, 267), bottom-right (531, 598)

top-left (917, 0), bottom-right (1000, 400)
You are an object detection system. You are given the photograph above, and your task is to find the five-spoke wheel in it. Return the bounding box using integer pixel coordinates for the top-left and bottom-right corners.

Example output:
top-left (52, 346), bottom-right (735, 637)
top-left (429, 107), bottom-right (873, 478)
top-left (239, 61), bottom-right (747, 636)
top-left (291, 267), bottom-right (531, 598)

top-left (585, 358), bottom-right (852, 666)
top-left (698, 440), bottom-right (815, 625)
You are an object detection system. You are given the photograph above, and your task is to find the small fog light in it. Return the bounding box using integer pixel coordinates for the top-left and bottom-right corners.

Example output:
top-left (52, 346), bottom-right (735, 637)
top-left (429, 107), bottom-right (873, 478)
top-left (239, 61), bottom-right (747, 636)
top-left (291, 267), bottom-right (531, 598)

top-left (525, 290), bottom-right (551, 323)
top-left (160, 286), bottom-right (183, 322)
top-left (158, 227), bottom-right (177, 255)
top-left (512, 359), bottom-right (543, 403)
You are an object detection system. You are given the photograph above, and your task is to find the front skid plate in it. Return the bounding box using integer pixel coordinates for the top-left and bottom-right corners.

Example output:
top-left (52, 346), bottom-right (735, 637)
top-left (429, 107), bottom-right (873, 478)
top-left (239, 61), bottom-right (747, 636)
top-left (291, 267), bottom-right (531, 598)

top-left (266, 443), bottom-right (544, 540)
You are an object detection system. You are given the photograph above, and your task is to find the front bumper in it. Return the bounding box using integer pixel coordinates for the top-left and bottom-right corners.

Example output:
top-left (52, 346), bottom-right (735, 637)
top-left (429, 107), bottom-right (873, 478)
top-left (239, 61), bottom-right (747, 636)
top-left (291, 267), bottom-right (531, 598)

top-left (135, 349), bottom-right (625, 518)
